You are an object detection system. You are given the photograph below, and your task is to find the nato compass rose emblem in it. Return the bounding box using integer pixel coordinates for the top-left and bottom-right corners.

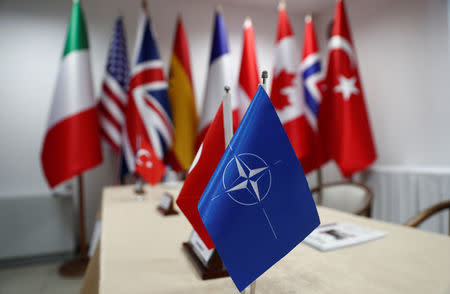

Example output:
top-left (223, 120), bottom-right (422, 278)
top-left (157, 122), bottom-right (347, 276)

top-left (219, 152), bottom-right (279, 239)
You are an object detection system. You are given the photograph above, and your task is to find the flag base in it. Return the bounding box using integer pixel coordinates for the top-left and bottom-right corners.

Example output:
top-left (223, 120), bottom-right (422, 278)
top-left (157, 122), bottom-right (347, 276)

top-left (182, 242), bottom-right (228, 280)
top-left (58, 257), bottom-right (89, 277)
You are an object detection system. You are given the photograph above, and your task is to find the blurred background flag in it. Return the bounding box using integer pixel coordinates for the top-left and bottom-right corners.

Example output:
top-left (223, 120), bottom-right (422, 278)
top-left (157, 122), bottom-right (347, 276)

top-left (41, 0), bottom-right (102, 188)
top-left (198, 86), bottom-right (320, 291)
top-left (196, 8), bottom-right (237, 148)
top-left (318, 0), bottom-right (377, 177)
top-left (270, 2), bottom-right (310, 164)
top-left (122, 2), bottom-right (173, 173)
top-left (298, 15), bottom-right (328, 174)
top-left (166, 16), bottom-right (198, 172)
top-left (236, 17), bottom-right (260, 121)
top-left (176, 104), bottom-right (226, 249)
top-left (135, 137), bottom-right (166, 185)
top-left (98, 17), bottom-right (129, 153)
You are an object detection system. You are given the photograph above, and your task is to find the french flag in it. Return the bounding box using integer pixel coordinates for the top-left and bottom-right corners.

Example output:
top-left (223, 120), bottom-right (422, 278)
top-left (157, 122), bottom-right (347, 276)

top-left (196, 8), bottom-right (237, 148)
top-left (299, 15), bottom-right (328, 174)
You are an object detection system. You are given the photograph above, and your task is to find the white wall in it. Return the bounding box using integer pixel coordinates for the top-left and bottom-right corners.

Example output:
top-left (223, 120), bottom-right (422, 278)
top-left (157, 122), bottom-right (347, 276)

top-left (0, 0), bottom-right (306, 240)
top-left (0, 0), bottom-right (449, 247)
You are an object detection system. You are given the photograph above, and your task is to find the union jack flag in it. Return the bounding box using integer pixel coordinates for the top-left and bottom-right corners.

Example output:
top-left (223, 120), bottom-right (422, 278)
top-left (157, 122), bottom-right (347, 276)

top-left (122, 8), bottom-right (173, 172)
top-left (98, 17), bottom-right (129, 152)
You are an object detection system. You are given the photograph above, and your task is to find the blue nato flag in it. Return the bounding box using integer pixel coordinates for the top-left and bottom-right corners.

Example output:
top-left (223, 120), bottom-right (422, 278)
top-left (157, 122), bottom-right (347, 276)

top-left (198, 86), bottom-right (320, 291)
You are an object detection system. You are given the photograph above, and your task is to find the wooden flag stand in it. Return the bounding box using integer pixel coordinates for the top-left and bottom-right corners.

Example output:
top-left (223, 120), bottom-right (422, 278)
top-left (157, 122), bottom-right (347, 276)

top-left (182, 241), bottom-right (228, 280)
top-left (59, 175), bottom-right (89, 277)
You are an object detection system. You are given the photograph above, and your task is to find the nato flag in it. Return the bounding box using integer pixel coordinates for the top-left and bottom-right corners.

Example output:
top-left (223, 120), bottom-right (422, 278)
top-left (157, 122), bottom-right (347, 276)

top-left (198, 86), bottom-right (320, 291)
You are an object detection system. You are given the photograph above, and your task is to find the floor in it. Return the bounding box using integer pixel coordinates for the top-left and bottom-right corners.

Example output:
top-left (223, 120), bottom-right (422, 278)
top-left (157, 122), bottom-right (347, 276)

top-left (0, 263), bottom-right (82, 294)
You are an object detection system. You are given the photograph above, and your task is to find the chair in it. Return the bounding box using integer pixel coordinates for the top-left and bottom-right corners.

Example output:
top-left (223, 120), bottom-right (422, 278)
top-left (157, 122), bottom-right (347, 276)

top-left (404, 201), bottom-right (450, 234)
top-left (310, 182), bottom-right (373, 217)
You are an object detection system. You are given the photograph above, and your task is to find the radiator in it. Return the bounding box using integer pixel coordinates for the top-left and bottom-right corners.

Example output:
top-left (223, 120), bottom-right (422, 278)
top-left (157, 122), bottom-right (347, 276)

top-left (0, 193), bottom-right (75, 260)
top-left (366, 166), bottom-right (450, 234)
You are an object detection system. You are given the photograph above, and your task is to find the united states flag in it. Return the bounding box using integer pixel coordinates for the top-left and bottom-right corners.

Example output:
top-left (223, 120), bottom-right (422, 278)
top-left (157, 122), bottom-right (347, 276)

top-left (98, 17), bottom-right (129, 152)
top-left (122, 8), bottom-right (173, 172)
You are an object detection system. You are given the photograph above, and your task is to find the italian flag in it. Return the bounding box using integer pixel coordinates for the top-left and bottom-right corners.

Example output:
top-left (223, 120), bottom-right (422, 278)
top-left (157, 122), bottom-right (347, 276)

top-left (41, 0), bottom-right (102, 188)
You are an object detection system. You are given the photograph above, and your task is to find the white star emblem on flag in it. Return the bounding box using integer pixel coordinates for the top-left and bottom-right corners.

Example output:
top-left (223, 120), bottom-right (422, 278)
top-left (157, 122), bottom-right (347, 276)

top-left (334, 75), bottom-right (359, 100)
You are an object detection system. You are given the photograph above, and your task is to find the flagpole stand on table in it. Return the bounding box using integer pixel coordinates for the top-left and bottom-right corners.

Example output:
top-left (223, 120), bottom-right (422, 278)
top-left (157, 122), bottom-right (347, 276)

top-left (135, 177), bottom-right (145, 200)
top-left (59, 175), bottom-right (89, 277)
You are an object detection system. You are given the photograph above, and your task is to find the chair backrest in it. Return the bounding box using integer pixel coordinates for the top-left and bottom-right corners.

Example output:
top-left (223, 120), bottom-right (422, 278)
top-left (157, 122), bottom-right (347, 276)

top-left (404, 201), bottom-right (450, 235)
top-left (310, 182), bottom-right (373, 216)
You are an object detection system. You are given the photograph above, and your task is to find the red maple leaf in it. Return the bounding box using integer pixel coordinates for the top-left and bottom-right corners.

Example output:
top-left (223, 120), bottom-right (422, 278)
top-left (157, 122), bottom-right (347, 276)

top-left (270, 70), bottom-right (296, 110)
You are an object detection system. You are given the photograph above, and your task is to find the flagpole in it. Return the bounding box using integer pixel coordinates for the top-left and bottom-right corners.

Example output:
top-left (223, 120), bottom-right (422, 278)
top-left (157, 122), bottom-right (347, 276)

top-left (59, 174), bottom-right (89, 276)
top-left (135, 136), bottom-right (145, 197)
top-left (246, 70), bottom-right (270, 294)
top-left (223, 86), bottom-right (233, 147)
top-left (317, 168), bottom-right (323, 204)
top-left (244, 71), bottom-right (271, 294)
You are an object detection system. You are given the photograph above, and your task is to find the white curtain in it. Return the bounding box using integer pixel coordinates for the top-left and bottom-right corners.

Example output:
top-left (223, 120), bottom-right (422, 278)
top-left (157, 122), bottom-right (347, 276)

top-left (366, 166), bottom-right (450, 235)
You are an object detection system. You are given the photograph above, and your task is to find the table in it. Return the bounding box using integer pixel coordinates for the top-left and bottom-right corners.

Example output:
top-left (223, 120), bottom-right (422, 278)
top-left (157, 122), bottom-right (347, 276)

top-left (98, 184), bottom-right (450, 294)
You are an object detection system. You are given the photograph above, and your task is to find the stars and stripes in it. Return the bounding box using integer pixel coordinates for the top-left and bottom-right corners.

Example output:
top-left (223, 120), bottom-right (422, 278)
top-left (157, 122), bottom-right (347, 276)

top-left (98, 17), bottom-right (129, 152)
top-left (122, 8), bottom-right (173, 172)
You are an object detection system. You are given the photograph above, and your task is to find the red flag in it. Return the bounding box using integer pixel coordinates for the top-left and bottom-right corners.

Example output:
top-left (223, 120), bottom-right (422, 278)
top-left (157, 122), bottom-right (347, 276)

top-left (270, 3), bottom-right (310, 164)
top-left (236, 18), bottom-right (259, 120)
top-left (135, 138), bottom-right (166, 185)
top-left (298, 16), bottom-right (328, 174)
top-left (318, 0), bottom-right (377, 177)
top-left (176, 104), bottom-right (226, 249)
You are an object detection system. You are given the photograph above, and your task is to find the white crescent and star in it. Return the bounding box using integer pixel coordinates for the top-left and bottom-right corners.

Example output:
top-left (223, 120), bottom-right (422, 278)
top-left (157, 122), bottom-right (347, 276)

top-left (136, 149), bottom-right (153, 168)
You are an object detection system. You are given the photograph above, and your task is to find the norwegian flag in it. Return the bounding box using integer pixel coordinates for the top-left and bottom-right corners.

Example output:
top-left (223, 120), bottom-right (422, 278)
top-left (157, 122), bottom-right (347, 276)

top-left (236, 18), bottom-right (259, 120)
top-left (298, 16), bottom-right (328, 174)
top-left (98, 17), bottom-right (129, 152)
top-left (270, 3), bottom-right (310, 163)
top-left (318, 0), bottom-right (376, 177)
top-left (122, 6), bottom-right (173, 172)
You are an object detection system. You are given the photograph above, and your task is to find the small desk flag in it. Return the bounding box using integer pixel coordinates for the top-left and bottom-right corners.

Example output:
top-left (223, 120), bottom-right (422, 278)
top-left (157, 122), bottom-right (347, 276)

top-left (176, 103), bottom-right (226, 249)
top-left (198, 86), bottom-right (320, 291)
top-left (135, 138), bottom-right (166, 185)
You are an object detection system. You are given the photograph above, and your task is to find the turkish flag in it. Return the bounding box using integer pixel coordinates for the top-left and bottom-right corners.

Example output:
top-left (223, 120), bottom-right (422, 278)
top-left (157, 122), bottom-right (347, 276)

top-left (176, 104), bottom-right (226, 249)
top-left (318, 0), bottom-right (377, 177)
top-left (135, 138), bottom-right (166, 185)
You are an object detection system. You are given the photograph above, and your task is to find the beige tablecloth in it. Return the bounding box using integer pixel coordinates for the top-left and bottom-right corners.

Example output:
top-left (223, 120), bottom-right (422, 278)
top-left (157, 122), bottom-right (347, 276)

top-left (99, 184), bottom-right (450, 294)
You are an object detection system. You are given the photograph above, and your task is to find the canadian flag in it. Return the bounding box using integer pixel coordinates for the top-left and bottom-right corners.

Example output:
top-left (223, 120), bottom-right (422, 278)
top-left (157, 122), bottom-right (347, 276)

top-left (176, 104), bottom-right (226, 249)
top-left (236, 18), bottom-right (260, 120)
top-left (135, 138), bottom-right (166, 185)
top-left (318, 0), bottom-right (377, 177)
top-left (270, 2), bottom-right (310, 162)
